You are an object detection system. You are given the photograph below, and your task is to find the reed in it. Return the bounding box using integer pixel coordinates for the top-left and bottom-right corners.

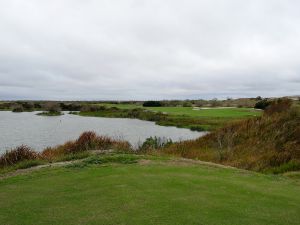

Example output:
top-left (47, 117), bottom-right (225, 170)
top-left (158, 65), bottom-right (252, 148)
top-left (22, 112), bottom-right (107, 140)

top-left (0, 145), bottom-right (38, 167)
top-left (161, 104), bottom-right (300, 173)
top-left (1, 132), bottom-right (132, 167)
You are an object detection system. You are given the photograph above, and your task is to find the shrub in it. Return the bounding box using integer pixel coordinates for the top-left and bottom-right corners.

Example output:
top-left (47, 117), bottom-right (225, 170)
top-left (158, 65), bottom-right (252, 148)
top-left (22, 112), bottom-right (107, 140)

top-left (139, 136), bottom-right (172, 151)
top-left (22, 102), bottom-right (34, 111)
top-left (143, 101), bottom-right (162, 107)
top-left (254, 99), bottom-right (271, 110)
top-left (0, 145), bottom-right (38, 167)
top-left (44, 102), bottom-right (61, 113)
top-left (267, 160), bottom-right (300, 174)
top-left (190, 125), bottom-right (205, 131)
top-left (12, 104), bottom-right (24, 112)
top-left (45, 131), bottom-right (131, 155)
top-left (264, 98), bottom-right (292, 115)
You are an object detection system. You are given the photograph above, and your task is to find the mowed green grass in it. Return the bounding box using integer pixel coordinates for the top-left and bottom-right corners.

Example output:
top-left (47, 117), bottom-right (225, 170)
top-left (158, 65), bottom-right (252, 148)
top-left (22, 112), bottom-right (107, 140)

top-left (94, 103), bottom-right (261, 118)
top-left (0, 157), bottom-right (299, 225)
top-left (146, 107), bottom-right (261, 118)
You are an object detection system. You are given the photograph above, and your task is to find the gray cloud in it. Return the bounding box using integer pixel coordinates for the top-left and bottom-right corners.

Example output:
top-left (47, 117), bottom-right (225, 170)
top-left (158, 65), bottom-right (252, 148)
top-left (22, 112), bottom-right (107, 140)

top-left (0, 0), bottom-right (300, 100)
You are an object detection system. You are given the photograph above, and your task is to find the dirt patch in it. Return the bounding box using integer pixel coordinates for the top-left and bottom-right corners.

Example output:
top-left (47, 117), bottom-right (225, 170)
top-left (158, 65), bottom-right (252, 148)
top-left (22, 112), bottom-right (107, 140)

top-left (165, 157), bottom-right (237, 169)
top-left (0, 160), bottom-right (79, 180)
top-left (138, 159), bottom-right (152, 165)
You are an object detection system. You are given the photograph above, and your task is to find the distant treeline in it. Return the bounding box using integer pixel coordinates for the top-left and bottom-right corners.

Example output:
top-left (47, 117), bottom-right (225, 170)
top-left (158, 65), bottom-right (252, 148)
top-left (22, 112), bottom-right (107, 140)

top-left (0, 96), bottom-right (299, 112)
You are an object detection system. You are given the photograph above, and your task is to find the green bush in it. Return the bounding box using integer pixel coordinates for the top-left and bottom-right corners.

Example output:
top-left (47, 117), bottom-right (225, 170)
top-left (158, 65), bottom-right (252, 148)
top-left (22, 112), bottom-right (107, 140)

top-left (254, 99), bottom-right (271, 110)
top-left (143, 101), bottom-right (162, 107)
top-left (139, 136), bottom-right (173, 151)
top-left (267, 161), bottom-right (300, 174)
top-left (0, 145), bottom-right (38, 167)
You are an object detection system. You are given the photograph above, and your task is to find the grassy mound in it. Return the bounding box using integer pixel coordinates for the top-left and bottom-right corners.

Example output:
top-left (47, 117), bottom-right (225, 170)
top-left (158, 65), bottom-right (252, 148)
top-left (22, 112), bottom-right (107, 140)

top-left (0, 156), bottom-right (299, 225)
top-left (163, 100), bottom-right (300, 172)
top-left (0, 131), bottom-right (131, 170)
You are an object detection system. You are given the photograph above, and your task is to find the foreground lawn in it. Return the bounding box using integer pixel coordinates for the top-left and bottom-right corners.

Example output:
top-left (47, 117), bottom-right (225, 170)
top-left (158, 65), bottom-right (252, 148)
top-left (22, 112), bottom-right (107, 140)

top-left (0, 156), bottom-right (299, 225)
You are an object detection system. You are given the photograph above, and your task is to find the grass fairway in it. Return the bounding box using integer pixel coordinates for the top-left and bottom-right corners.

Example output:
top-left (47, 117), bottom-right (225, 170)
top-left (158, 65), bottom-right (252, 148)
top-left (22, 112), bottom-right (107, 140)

top-left (146, 107), bottom-right (261, 118)
top-left (87, 104), bottom-right (262, 130)
top-left (0, 156), bottom-right (299, 225)
top-left (95, 103), bottom-right (261, 118)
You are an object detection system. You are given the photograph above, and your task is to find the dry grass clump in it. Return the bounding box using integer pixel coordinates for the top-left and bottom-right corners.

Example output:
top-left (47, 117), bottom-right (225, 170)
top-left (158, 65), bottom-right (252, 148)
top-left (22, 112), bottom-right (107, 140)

top-left (65, 131), bottom-right (124, 153)
top-left (1, 131), bottom-right (132, 166)
top-left (40, 131), bottom-right (132, 161)
top-left (0, 145), bottom-right (38, 167)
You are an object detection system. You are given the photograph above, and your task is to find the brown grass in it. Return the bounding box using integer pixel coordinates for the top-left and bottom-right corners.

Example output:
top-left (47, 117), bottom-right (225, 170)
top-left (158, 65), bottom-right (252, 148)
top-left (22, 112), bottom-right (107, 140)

top-left (40, 131), bottom-right (132, 160)
top-left (162, 104), bottom-right (300, 172)
top-left (1, 132), bottom-right (132, 166)
top-left (0, 145), bottom-right (38, 167)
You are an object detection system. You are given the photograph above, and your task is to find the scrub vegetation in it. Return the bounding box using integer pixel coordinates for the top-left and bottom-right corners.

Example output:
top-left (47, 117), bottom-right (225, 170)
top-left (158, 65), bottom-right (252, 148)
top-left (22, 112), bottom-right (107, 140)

top-left (155, 99), bottom-right (300, 173)
top-left (0, 131), bottom-right (131, 171)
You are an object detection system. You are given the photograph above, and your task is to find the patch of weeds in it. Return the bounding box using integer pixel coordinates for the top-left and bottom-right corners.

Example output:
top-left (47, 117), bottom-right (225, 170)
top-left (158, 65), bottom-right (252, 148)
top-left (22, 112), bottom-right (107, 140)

top-left (56, 152), bottom-right (91, 162)
top-left (14, 160), bottom-right (44, 170)
top-left (190, 125), bottom-right (206, 131)
top-left (266, 161), bottom-right (300, 174)
top-left (65, 162), bottom-right (87, 169)
top-left (64, 154), bottom-right (140, 170)
top-left (84, 154), bottom-right (140, 165)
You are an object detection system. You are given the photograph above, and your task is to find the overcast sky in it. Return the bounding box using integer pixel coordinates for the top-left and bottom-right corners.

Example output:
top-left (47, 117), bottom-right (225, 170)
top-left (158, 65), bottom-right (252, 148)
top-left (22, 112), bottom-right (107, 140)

top-left (0, 0), bottom-right (299, 100)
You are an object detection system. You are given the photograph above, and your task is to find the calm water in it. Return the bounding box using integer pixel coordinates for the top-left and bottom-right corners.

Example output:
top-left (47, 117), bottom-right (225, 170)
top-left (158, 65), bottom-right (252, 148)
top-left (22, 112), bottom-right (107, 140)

top-left (0, 111), bottom-right (206, 153)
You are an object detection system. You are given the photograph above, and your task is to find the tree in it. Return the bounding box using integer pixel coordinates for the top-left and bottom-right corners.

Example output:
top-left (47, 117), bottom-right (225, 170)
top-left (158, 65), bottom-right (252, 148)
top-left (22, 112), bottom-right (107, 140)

top-left (254, 99), bottom-right (271, 110)
top-left (143, 101), bottom-right (162, 107)
top-left (44, 102), bottom-right (61, 113)
top-left (12, 104), bottom-right (24, 112)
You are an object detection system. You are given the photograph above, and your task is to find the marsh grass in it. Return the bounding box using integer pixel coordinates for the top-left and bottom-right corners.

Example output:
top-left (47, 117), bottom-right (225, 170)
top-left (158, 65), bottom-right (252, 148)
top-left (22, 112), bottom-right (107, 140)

top-left (160, 104), bottom-right (300, 173)
top-left (40, 131), bottom-right (132, 161)
top-left (0, 145), bottom-right (38, 167)
top-left (0, 132), bottom-right (132, 170)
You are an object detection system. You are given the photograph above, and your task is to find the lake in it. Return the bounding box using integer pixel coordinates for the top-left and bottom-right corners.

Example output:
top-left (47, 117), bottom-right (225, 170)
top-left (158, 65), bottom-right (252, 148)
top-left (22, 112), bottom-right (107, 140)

top-left (0, 111), bottom-right (206, 153)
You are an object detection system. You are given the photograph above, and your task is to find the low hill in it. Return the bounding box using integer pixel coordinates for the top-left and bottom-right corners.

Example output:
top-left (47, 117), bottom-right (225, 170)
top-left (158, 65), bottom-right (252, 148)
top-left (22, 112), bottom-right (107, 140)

top-left (164, 99), bottom-right (300, 173)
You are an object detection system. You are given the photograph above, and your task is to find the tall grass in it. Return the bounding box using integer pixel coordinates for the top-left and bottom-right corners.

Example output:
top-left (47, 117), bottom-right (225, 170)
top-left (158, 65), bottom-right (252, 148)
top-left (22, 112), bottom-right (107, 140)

top-left (0, 145), bottom-right (38, 167)
top-left (0, 132), bottom-right (132, 168)
top-left (161, 103), bottom-right (300, 173)
top-left (40, 131), bottom-right (131, 160)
